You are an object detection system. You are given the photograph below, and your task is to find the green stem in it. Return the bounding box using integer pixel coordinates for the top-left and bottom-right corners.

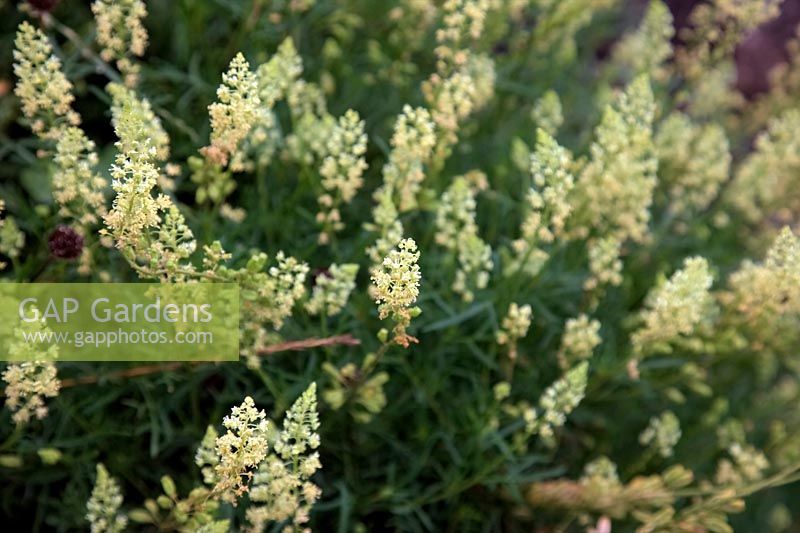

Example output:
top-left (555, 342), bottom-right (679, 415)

top-left (360, 340), bottom-right (391, 378)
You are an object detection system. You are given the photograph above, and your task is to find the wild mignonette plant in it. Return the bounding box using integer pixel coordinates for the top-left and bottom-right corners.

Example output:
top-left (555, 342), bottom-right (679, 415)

top-left (3, 0), bottom-right (800, 531)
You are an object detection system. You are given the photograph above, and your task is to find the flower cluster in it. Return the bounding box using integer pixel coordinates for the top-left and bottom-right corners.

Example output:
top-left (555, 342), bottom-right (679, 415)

top-left (265, 254), bottom-right (310, 327)
top-left (13, 22), bottom-right (107, 230)
top-left (530, 362), bottom-right (589, 444)
top-left (231, 108), bottom-right (282, 175)
top-left (215, 38), bottom-right (302, 174)
top-left (13, 22), bottom-right (79, 138)
top-left (584, 235), bottom-right (623, 294)
top-left (189, 155), bottom-right (235, 206)
top-left (135, 387), bottom-right (320, 529)
top-left (631, 257), bottom-right (716, 358)
top-left (229, 251), bottom-right (310, 336)
top-left (257, 38), bottom-right (303, 108)
top-left (286, 78), bottom-right (327, 121)
top-left (2, 316), bottom-right (60, 426)
top-left (151, 205), bottom-right (198, 271)
top-left (280, 66), bottom-right (332, 168)
top-left (532, 140), bottom-right (575, 240)
top-left (274, 384), bottom-right (321, 460)
top-left (365, 186), bottom-right (404, 268)
top-left (203, 53), bottom-right (261, 168)
top-left (715, 443), bottom-right (769, 486)
top-left (0, 210), bottom-right (25, 265)
top-left (91, 0), bottom-right (148, 86)
top-left (108, 82), bottom-right (170, 162)
top-left (52, 128), bottom-right (107, 227)
top-left (531, 90), bottom-right (563, 136)
top-left (453, 233), bottom-right (493, 303)
top-left (639, 411), bottom-right (682, 458)
top-left (423, 0), bottom-right (494, 157)
top-left (726, 109), bottom-right (800, 224)
top-left (655, 112), bottom-right (730, 216)
top-left (610, 0), bottom-right (674, 83)
top-left (247, 383), bottom-right (322, 531)
top-left (464, 53), bottom-right (495, 110)
top-left (305, 263), bottom-right (359, 316)
top-left (721, 227), bottom-right (800, 355)
top-left (195, 425), bottom-right (221, 487)
top-left (557, 314), bottom-right (601, 369)
top-left (285, 108), bottom-right (334, 166)
top-left (496, 303), bottom-right (532, 361)
top-left (381, 105), bottom-right (438, 213)
top-left (211, 396), bottom-right (271, 504)
top-left (86, 464), bottom-right (127, 533)
top-left (2, 360), bottom-right (60, 426)
top-left (366, 106), bottom-right (436, 266)
top-left (581, 456), bottom-right (621, 488)
top-left (102, 96), bottom-right (173, 259)
top-left (423, 60), bottom-right (493, 157)
top-left (371, 238), bottom-right (422, 347)
top-left (508, 128), bottom-right (575, 277)
top-left (434, 0), bottom-right (489, 66)
top-left (317, 110), bottom-right (368, 243)
top-left (102, 89), bottom-right (208, 281)
top-left (569, 75), bottom-right (657, 244)
top-left (435, 173), bottom-right (492, 302)
top-left (676, 0), bottom-right (779, 83)
top-left (674, 0), bottom-right (780, 120)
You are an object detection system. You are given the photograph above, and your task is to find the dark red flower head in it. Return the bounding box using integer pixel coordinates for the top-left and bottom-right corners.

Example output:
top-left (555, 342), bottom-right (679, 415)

top-left (48, 225), bottom-right (84, 260)
top-left (27, 0), bottom-right (60, 13)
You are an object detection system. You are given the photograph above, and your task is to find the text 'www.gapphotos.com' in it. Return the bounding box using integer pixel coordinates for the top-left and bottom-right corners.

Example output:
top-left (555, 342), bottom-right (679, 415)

top-left (20, 329), bottom-right (214, 348)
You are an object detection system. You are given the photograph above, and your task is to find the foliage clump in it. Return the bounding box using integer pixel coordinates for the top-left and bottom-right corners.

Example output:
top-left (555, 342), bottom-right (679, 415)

top-left (4, 0), bottom-right (800, 531)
